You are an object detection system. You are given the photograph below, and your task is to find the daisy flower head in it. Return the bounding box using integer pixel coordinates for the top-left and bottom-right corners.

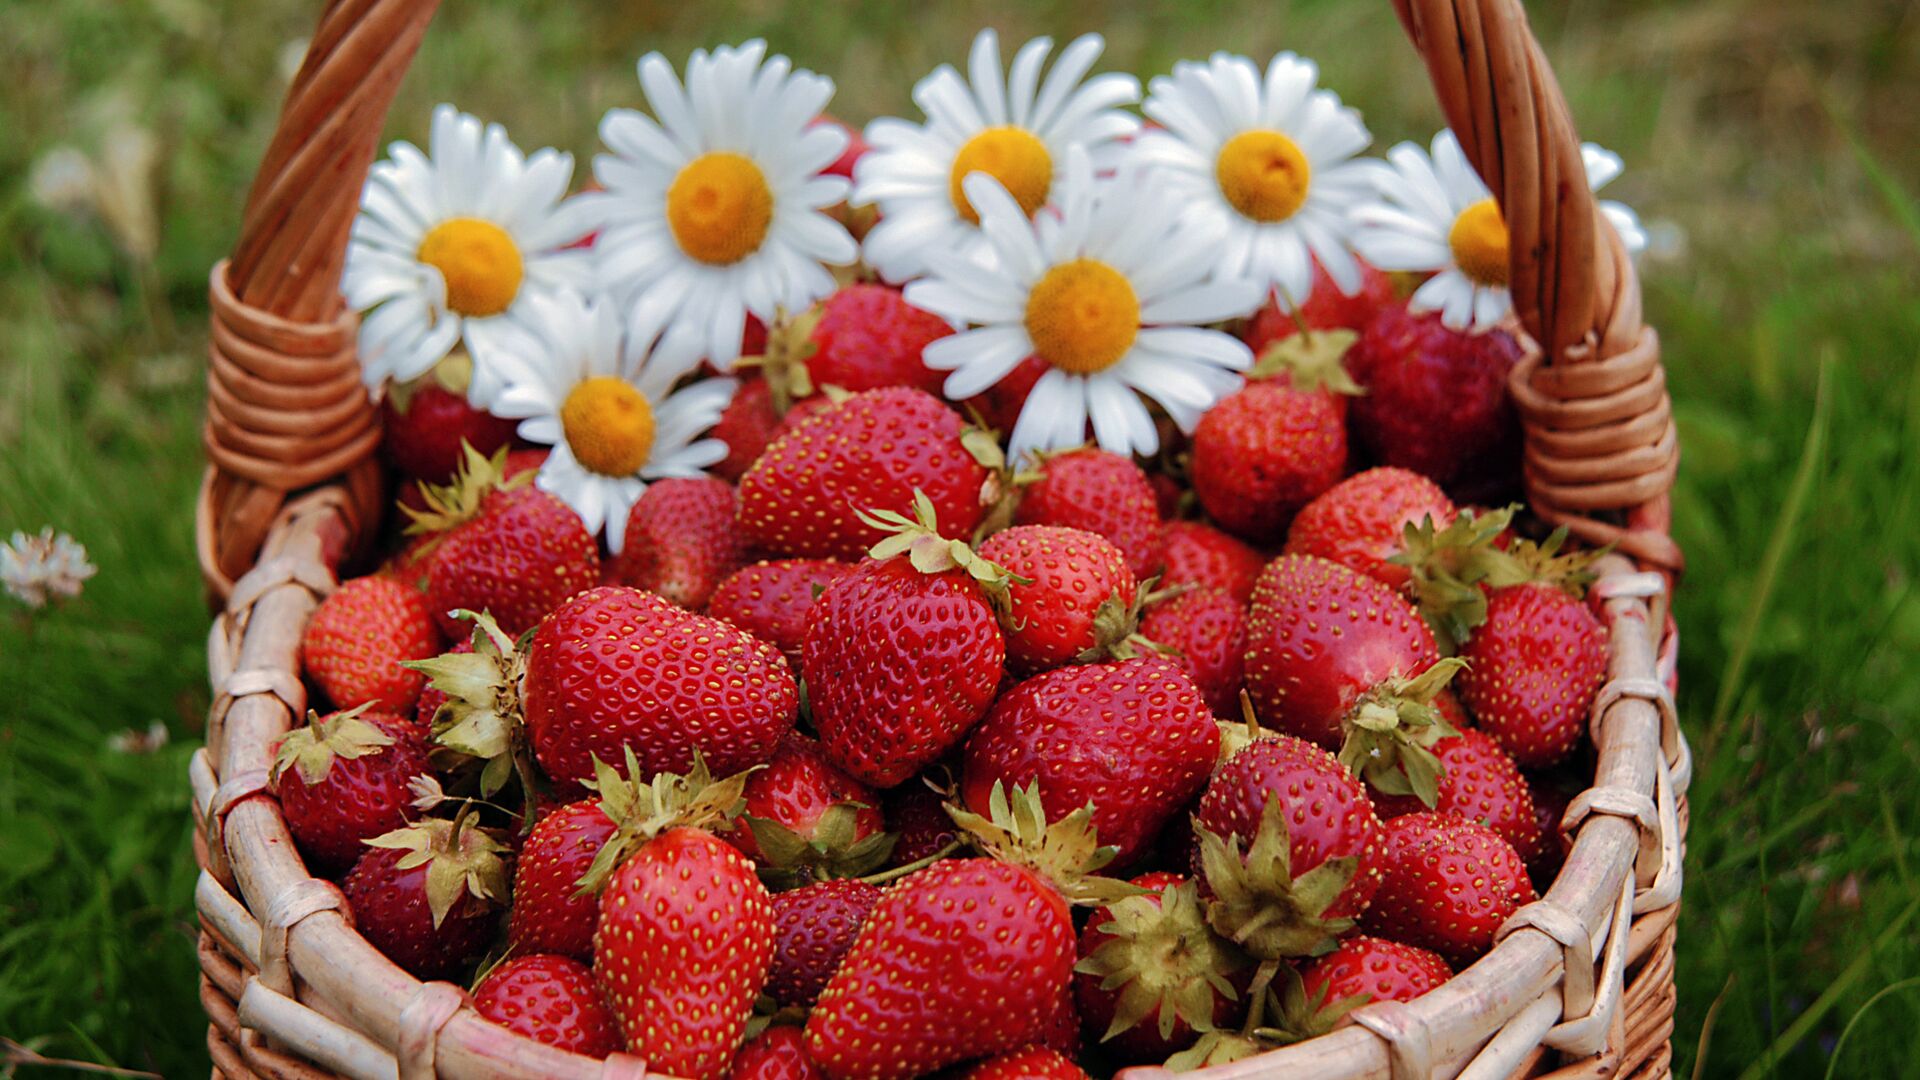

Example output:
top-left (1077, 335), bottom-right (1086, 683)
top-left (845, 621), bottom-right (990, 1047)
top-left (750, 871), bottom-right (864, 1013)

top-left (1131, 51), bottom-right (1373, 307)
top-left (854, 29), bottom-right (1142, 283)
top-left (905, 147), bottom-right (1264, 462)
top-left (343, 105), bottom-right (600, 402)
top-left (478, 289), bottom-right (737, 553)
top-left (588, 41), bottom-right (857, 371)
top-left (1352, 130), bottom-right (1648, 334)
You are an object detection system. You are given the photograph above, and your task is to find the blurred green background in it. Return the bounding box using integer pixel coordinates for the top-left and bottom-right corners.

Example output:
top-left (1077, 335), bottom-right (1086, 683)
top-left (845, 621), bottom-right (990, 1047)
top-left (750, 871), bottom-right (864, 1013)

top-left (2, 0), bottom-right (1917, 1076)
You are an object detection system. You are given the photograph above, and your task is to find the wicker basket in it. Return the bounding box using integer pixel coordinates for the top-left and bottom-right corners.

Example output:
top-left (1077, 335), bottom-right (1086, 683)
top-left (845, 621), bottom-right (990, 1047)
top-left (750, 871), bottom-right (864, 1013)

top-left (187, 0), bottom-right (1691, 1077)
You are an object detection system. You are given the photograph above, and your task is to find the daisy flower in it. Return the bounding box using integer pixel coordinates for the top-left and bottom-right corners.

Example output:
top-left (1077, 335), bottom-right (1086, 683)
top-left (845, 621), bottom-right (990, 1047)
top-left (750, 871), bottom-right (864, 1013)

top-left (1352, 130), bottom-right (1649, 333)
top-left (905, 147), bottom-right (1263, 461)
top-left (588, 41), bottom-right (856, 371)
top-left (1131, 51), bottom-right (1373, 307)
top-left (1, 527), bottom-right (96, 608)
top-left (855, 29), bottom-right (1141, 282)
top-left (478, 290), bottom-right (736, 553)
top-left (343, 105), bottom-right (599, 402)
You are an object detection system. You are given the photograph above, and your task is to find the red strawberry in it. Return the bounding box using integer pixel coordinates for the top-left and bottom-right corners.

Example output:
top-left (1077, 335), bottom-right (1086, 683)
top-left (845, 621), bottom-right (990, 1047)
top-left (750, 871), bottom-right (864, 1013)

top-left (728, 734), bottom-right (889, 878)
top-left (1241, 258), bottom-right (1401, 350)
top-left (525, 586), bottom-right (798, 786)
top-left (1361, 813), bottom-right (1536, 965)
top-left (815, 116), bottom-right (869, 181)
top-left (1285, 467), bottom-right (1456, 590)
top-left (608, 478), bottom-right (752, 609)
top-left (342, 814), bottom-right (507, 979)
top-left (1013, 449), bottom-right (1163, 580)
top-left (302, 575), bottom-right (442, 713)
top-left (1192, 734), bottom-right (1386, 957)
top-left (963, 355), bottom-right (1049, 435)
top-left (738, 388), bottom-right (992, 560)
top-left (708, 559), bottom-right (854, 672)
top-left (1298, 935), bottom-right (1451, 1007)
top-left (380, 355), bottom-right (517, 484)
top-left (957, 1047), bottom-right (1090, 1080)
top-left (728, 1026), bottom-right (825, 1080)
top-left (979, 525), bottom-right (1140, 673)
top-left (1344, 303), bottom-right (1522, 493)
top-left (962, 656), bottom-right (1219, 866)
top-left (1525, 771), bottom-right (1579, 885)
top-left (769, 284), bottom-right (952, 398)
top-left (768, 878), bottom-right (883, 1008)
top-left (270, 708), bottom-right (429, 875)
top-left (711, 377), bottom-right (783, 482)
top-left (1372, 728), bottom-right (1544, 863)
top-left (1191, 381), bottom-right (1347, 543)
top-left (1139, 587), bottom-right (1246, 717)
top-left (883, 779), bottom-right (961, 868)
top-left (1458, 582), bottom-right (1608, 767)
top-left (1147, 471), bottom-right (1184, 520)
top-left (1157, 521), bottom-right (1265, 603)
top-left (1074, 872), bottom-right (1246, 1061)
top-left (508, 799), bottom-right (618, 961)
top-left (472, 954), bottom-right (622, 1058)
top-left (1036, 983), bottom-right (1082, 1058)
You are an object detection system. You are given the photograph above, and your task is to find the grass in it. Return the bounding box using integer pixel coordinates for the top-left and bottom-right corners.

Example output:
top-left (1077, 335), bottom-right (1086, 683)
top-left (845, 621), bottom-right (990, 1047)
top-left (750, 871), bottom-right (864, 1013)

top-left (2, 0), bottom-right (1917, 1076)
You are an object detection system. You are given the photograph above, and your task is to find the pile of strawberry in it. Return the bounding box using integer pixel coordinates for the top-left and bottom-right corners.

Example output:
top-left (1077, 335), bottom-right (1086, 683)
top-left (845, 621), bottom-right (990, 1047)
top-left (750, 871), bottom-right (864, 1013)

top-left (279, 266), bottom-right (1615, 1080)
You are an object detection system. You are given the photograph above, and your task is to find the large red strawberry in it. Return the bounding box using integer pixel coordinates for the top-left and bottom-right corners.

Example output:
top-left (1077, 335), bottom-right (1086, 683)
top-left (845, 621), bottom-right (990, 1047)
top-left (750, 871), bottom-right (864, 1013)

top-left (738, 388), bottom-right (992, 560)
top-left (1344, 303), bottom-right (1523, 494)
top-left (761, 284), bottom-right (952, 399)
top-left (1074, 872), bottom-right (1246, 1062)
top-left (1241, 258), bottom-right (1401, 351)
top-left (1139, 586), bottom-right (1246, 717)
top-left (962, 656), bottom-right (1218, 866)
top-left (472, 953), bottom-right (622, 1058)
top-left (302, 575), bottom-right (442, 713)
top-left (727, 734), bottom-right (889, 879)
top-left (1012, 449), bottom-right (1163, 580)
top-left (606, 477), bottom-right (751, 609)
top-left (707, 559), bottom-right (853, 672)
top-left (380, 354), bottom-right (517, 484)
top-left (882, 779), bottom-right (961, 868)
top-left (270, 708), bottom-right (429, 875)
top-left (1361, 813), bottom-right (1535, 965)
top-left (1157, 520), bottom-right (1265, 603)
top-left (1192, 734), bottom-right (1387, 958)
top-left (1372, 727), bottom-right (1544, 863)
top-left (712, 377), bottom-right (783, 482)
top-left (1036, 984), bottom-right (1083, 1058)
top-left (1458, 581), bottom-right (1607, 767)
top-left (804, 497), bottom-right (1010, 786)
top-left (523, 586), bottom-right (796, 786)
top-left (1298, 935), bottom-right (1451, 1007)
top-left (728, 1026), bottom-right (825, 1080)
top-left (1191, 381), bottom-right (1347, 543)
top-left (1285, 467), bottom-right (1456, 590)
top-left (508, 799), bottom-right (618, 960)
top-left (979, 525), bottom-right (1140, 673)
top-left (768, 878), bottom-right (883, 1008)
top-left (957, 1047), bottom-right (1090, 1080)
top-left (343, 814), bottom-right (508, 979)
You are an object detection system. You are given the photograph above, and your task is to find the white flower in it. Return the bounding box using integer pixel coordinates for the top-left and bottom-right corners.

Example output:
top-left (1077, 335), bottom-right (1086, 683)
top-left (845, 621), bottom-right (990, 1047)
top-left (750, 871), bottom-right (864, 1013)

top-left (1131, 52), bottom-right (1373, 307)
top-left (2, 527), bottom-right (97, 608)
top-left (855, 29), bottom-right (1141, 283)
top-left (905, 148), bottom-right (1263, 461)
top-left (588, 41), bottom-right (856, 372)
top-left (1351, 129), bottom-right (1648, 333)
top-left (479, 290), bottom-right (735, 554)
top-left (344, 104), bottom-right (599, 402)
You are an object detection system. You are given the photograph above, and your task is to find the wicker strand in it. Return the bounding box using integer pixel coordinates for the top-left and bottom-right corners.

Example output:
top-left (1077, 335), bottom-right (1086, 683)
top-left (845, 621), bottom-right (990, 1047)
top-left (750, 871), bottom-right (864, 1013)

top-left (1348, 1003), bottom-right (1435, 1080)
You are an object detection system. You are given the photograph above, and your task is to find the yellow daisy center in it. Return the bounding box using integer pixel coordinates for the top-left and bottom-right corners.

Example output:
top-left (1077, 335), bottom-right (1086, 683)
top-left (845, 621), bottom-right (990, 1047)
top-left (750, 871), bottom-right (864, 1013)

top-left (1025, 259), bottom-right (1140, 376)
top-left (667, 151), bottom-right (774, 266)
top-left (1215, 130), bottom-right (1312, 223)
top-left (1449, 198), bottom-right (1510, 286)
top-left (560, 377), bottom-right (656, 477)
top-left (416, 218), bottom-right (524, 317)
top-left (949, 126), bottom-right (1053, 225)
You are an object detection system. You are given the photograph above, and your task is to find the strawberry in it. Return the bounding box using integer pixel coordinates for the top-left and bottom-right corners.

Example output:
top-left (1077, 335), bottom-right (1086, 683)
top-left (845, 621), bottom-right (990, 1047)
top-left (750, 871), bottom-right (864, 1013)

top-left (1298, 935), bottom-right (1450, 1008)
top-left (1458, 581), bottom-right (1607, 768)
top-left (1361, 813), bottom-right (1536, 965)
top-left (1344, 303), bottom-right (1522, 494)
top-left (728, 1026), bottom-right (825, 1080)
top-left (1036, 984), bottom-right (1082, 1058)
top-left (963, 355), bottom-right (1049, 434)
top-left (343, 813), bottom-right (508, 979)
top-left (804, 496), bottom-right (1010, 787)
top-left (882, 779), bottom-right (961, 868)
top-left (767, 878), bottom-right (883, 1008)
top-left (472, 953), bottom-right (622, 1058)
top-left (957, 1047), bottom-right (1090, 1080)
top-left (1074, 872), bottom-right (1246, 1061)
top-left (728, 734), bottom-right (890, 880)
top-left (1285, 467), bottom-right (1456, 590)
top-left (708, 559), bottom-right (854, 672)
top-left (1139, 587), bottom-right (1246, 717)
top-left (524, 585), bottom-right (798, 786)
top-left (962, 656), bottom-right (1218, 866)
top-left (978, 525), bottom-right (1141, 673)
top-left (270, 708), bottom-right (428, 875)
top-left (815, 116), bottom-right (868, 181)
top-left (1241, 258), bottom-right (1401, 351)
top-left (1371, 727), bottom-right (1544, 864)
top-left (711, 377), bottom-right (783, 482)
top-left (1148, 471), bottom-right (1184, 520)
top-left (1012, 449), bottom-right (1163, 580)
top-left (302, 575), bottom-right (442, 713)
top-left (1157, 521), bottom-right (1265, 603)
top-left (1525, 770), bottom-right (1579, 886)
top-left (1191, 381), bottom-right (1347, 543)
top-left (738, 388), bottom-right (993, 560)
top-left (508, 799), bottom-right (617, 961)
top-left (1192, 734), bottom-right (1386, 958)
top-left (758, 284), bottom-right (952, 400)
top-left (608, 477), bottom-right (751, 610)
top-left (380, 354), bottom-right (517, 484)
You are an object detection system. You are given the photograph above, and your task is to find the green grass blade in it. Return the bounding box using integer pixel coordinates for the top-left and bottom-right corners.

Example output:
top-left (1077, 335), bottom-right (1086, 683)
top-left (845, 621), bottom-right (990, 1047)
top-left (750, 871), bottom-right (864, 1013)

top-left (1738, 897), bottom-right (1920, 1080)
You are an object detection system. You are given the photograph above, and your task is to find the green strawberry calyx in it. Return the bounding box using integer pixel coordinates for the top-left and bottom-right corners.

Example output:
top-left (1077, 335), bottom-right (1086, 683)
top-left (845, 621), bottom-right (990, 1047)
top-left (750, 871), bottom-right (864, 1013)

top-left (1079, 577), bottom-right (1183, 664)
top-left (1194, 800), bottom-right (1359, 960)
top-left (857, 489), bottom-right (1029, 595)
top-left (400, 442), bottom-right (531, 540)
top-left (404, 610), bottom-right (534, 801)
top-left (270, 703), bottom-right (391, 788)
top-left (573, 747), bottom-right (757, 896)
top-left (944, 781), bottom-right (1146, 905)
top-left (1336, 658), bottom-right (1467, 809)
top-left (743, 802), bottom-right (898, 886)
top-left (1163, 963), bottom-right (1368, 1070)
top-left (1247, 327), bottom-right (1363, 395)
top-left (364, 806), bottom-right (510, 929)
top-left (1213, 692), bottom-right (1267, 772)
top-left (736, 303), bottom-right (826, 414)
top-left (1074, 877), bottom-right (1247, 1046)
top-left (1391, 505), bottom-right (1519, 650)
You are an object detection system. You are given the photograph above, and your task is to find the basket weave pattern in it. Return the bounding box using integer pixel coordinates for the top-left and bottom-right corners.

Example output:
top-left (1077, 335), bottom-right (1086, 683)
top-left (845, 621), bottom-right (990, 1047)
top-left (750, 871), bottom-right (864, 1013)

top-left (188, 0), bottom-right (1691, 1077)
